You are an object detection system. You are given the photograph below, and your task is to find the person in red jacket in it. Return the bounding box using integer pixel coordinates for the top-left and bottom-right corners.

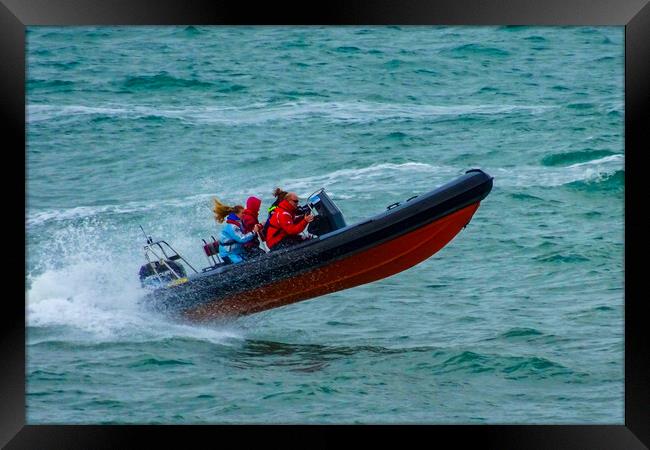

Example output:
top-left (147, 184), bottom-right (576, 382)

top-left (266, 191), bottom-right (314, 251)
top-left (241, 196), bottom-right (261, 233)
top-left (240, 196), bottom-right (266, 257)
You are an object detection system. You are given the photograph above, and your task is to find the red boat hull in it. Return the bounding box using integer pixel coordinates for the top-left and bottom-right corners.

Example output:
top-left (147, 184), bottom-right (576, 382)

top-left (184, 201), bottom-right (480, 321)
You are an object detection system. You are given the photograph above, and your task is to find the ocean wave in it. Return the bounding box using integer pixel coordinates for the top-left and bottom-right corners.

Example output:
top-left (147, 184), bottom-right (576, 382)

top-left (27, 79), bottom-right (76, 92)
top-left (500, 356), bottom-right (574, 378)
top-left (28, 104), bottom-right (148, 123)
top-left (279, 90), bottom-right (329, 98)
top-left (26, 155), bottom-right (623, 228)
top-left (179, 25), bottom-right (203, 36)
top-left (492, 154), bottom-right (623, 188)
top-left (499, 327), bottom-right (544, 339)
top-left (216, 84), bottom-right (247, 93)
top-left (566, 154), bottom-right (622, 168)
top-left (235, 341), bottom-right (586, 382)
top-left (227, 341), bottom-right (578, 380)
top-left (26, 163), bottom-right (442, 226)
top-left (26, 192), bottom-right (216, 227)
top-left (121, 72), bottom-right (216, 91)
top-left (436, 351), bottom-right (576, 379)
top-left (565, 169), bottom-right (624, 192)
top-left (567, 102), bottom-right (595, 110)
top-left (27, 100), bottom-right (555, 125)
top-left (441, 43), bottom-right (511, 58)
top-left (524, 35), bottom-right (547, 42)
top-left (128, 357), bottom-right (194, 367)
top-left (541, 149), bottom-right (618, 167)
top-left (287, 162), bottom-right (451, 193)
top-left (335, 46), bottom-right (362, 53)
top-left (508, 193), bottom-right (545, 202)
top-left (534, 253), bottom-right (591, 263)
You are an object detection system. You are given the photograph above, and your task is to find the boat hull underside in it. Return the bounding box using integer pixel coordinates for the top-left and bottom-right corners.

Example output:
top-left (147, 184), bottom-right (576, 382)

top-left (183, 202), bottom-right (480, 321)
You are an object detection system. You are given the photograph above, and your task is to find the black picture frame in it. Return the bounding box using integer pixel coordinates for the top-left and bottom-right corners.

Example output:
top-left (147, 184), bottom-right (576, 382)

top-left (5, 0), bottom-right (648, 448)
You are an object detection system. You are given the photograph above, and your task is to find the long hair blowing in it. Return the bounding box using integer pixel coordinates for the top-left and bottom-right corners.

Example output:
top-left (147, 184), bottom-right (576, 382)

top-left (272, 187), bottom-right (288, 201)
top-left (212, 198), bottom-right (243, 223)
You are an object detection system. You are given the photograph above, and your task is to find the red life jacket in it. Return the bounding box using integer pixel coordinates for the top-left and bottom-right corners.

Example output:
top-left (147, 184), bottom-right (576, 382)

top-left (265, 199), bottom-right (308, 249)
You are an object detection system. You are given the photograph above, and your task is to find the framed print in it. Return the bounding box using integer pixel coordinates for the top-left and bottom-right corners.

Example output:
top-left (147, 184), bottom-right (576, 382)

top-left (5, 0), bottom-right (649, 448)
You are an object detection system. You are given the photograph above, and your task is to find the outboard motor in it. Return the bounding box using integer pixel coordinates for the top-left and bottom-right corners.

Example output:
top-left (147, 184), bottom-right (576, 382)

top-left (139, 260), bottom-right (187, 288)
top-left (306, 189), bottom-right (347, 236)
top-left (137, 226), bottom-right (197, 288)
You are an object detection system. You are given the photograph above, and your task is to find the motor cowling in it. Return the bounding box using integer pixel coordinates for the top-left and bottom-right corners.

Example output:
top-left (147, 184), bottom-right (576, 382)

top-left (306, 190), bottom-right (346, 236)
top-left (139, 259), bottom-right (186, 288)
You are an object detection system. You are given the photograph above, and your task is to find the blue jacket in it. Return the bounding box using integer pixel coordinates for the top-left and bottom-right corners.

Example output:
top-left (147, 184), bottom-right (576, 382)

top-left (219, 213), bottom-right (256, 261)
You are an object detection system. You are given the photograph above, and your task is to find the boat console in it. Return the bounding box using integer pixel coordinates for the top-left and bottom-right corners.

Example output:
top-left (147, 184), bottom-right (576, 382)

top-left (306, 189), bottom-right (347, 236)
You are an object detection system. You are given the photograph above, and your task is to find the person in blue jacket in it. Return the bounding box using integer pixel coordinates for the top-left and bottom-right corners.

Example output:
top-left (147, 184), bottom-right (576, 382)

top-left (212, 198), bottom-right (262, 264)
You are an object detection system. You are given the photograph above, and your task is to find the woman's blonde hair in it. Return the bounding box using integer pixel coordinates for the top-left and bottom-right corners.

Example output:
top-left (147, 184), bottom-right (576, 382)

top-left (212, 198), bottom-right (244, 223)
top-left (272, 187), bottom-right (288, 200)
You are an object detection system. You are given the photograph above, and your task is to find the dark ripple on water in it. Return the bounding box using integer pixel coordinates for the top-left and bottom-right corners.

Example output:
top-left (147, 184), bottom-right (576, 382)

top-left (335, 46), bottom-right (362, 53)
top-left (128, 357), bottom-right (194, 368)
top-left (179, 25), bottom-right (202, 36)
top-left (508, 192), bottom-right (546, 202)
top-left (534, 252), bottom-right (590, 263)
top-left (567, 102), bottom-right (596, 110)
top-left (498, 327), bottom-right (544, 339)
top-left (434, 351), bottom-right (577, 380)
top-left (28, 79), bottom-right (76, 92)
top-left (120, 72), bottom-right (217, 91)
top-left (222, 339), bottom-right (581, 381)
top-left (524, 35), bottom-right (547, 42)
top-left (442, 43), bottom-right (511, 58)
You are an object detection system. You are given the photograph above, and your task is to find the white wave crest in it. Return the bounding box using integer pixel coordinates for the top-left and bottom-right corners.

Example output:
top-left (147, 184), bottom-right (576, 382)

top-left (26, 154), bottom-right (623, 230)
top-left (28, 100), bottom-right (555, 125)
top-left (491, 154), bottom-right (624, 188)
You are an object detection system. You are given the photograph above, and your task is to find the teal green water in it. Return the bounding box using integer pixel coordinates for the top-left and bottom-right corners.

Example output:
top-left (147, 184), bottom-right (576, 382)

top-left (26, 26), bottom-right (624, 424)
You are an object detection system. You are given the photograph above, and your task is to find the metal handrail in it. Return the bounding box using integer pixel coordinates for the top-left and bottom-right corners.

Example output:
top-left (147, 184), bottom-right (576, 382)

top-left (142, 240), bottom-right (198, 280)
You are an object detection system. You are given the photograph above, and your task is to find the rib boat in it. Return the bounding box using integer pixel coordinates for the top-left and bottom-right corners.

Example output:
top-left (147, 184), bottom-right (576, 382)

top-left (137, 168), bottom-right (493, 321)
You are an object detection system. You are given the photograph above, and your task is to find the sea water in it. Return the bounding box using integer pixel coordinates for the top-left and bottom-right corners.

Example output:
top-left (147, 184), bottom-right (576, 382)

top-left (26, 26), bottom-right (624, 424)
